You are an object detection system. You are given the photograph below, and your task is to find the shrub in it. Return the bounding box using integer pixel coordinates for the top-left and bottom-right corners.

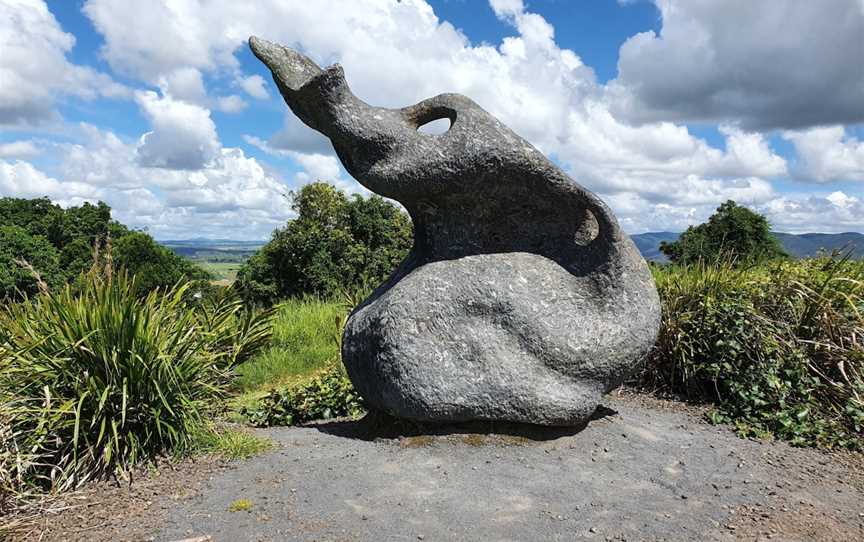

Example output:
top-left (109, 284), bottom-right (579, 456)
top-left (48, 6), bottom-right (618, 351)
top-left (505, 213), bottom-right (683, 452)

top-left (244, 364), bottom-right (365, 427)
top-left (0, 271), bottom-right (269, 493)
top-left (660, 200), bottom-right (787, 264)
top-left (194, 287), bottom-right (275, 370)
top-left (0, 197), bottom-right (209, 296)
top-left (636, 256), bottom-right (864, 449)
top-left (236, 182), bottom-right (412, 305)
top-left (112, 232), bottom-right (211, 295)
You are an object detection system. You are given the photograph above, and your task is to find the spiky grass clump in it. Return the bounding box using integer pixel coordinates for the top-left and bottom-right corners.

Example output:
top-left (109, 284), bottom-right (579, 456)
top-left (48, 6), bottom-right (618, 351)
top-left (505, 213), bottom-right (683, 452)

top-left (636, 255), bottom-right (864, 449)
top-left (0, 271), bottom-right (271, 494)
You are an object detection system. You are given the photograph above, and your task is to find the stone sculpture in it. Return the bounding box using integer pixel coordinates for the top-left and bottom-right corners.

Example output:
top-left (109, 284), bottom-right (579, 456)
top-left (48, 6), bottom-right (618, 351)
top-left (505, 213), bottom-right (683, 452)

top-left (250, 36), bottom-right (661, 426)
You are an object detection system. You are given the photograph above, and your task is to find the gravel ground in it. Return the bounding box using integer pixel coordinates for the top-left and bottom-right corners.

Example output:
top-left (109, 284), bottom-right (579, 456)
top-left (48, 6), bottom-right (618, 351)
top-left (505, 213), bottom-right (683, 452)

top-left (15, 392), bottom-right (863, 542)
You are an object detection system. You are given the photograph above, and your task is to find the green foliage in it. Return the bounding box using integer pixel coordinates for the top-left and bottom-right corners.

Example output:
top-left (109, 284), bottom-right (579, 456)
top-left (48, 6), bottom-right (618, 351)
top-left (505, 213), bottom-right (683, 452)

top-left (234, 297), bottom-right (346, 392)
top-left (0, 270), bottom-right (272, 493)
top-left (236, 182), bottom-right (412, 304)
top-left (244, 363), bottom-right (365, 427)
top-left (0, 197), bottom-right (206, 296)
top-left (0, 198), bottom-right (128, 252)
top-left (636, 256), bottom-right (864, 449)
top-left (112, 232), bottom-right (210, 295)
top-left (660, 200), bottom-right (787, 264)
top-left (194, 288), bottom-right (275, 370)
top-left (0, 225), bottom-right (63, 299)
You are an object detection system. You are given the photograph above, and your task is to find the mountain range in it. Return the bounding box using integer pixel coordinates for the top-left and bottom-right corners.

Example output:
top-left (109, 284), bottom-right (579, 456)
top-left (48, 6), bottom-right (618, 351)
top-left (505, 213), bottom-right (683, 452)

top-left (161, 233), bottom-right (864, 263)
top-left (630, 232), bottom-right (864, 261)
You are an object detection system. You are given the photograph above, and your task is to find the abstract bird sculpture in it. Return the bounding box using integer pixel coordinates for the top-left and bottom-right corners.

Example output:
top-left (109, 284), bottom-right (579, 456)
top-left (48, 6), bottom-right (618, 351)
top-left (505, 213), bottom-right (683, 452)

top-left (250, 36), bottom-right (661, 426)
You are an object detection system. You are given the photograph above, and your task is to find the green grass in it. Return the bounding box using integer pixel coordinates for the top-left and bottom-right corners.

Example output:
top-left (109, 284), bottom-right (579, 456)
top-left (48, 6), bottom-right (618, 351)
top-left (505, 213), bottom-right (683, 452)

top-left (0, 273), bottom-right (228, 491)
top-left (199, 261), bottom-right (243, 282)
top-left (191, 425), bottom-right (273, 460)
top-left (228, 498), bottom-right (253, 512)
top-left (233, 297), bottom-right (347, 394)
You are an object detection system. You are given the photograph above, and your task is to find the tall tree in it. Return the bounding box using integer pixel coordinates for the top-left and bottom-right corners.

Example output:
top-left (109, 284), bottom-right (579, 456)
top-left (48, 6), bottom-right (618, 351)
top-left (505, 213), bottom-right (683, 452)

top-left (0, 225), bottom-right (62, 299)
top-left (660, 200), bottom-right (787, 264)
top-left (237, 182), bottom-right (413, 304)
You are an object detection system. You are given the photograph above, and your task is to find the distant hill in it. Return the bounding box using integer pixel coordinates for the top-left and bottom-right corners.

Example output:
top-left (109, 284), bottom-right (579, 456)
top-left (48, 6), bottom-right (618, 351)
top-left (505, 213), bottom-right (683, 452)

top-left (631, 232), bottom-right (864, 261)
top-left (629, 232), bottom-right (680, 261)
top-left (160, 239), bottom-right (265, 260)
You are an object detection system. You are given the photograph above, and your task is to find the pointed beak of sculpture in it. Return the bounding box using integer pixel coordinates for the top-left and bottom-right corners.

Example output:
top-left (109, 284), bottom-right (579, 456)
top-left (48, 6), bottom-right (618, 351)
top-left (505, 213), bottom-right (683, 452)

top-left (248, 35), bottom-right (323, 92)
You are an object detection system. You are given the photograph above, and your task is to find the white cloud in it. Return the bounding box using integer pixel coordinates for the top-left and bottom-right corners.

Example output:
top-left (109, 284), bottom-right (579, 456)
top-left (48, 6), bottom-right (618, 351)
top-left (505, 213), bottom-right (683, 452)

top-left (157, 67), bottom-right (207, 103)
top-left (0, 0), bottom-right (822, 238)
top-left (0, 0), bottom-right (129, 127)
top-left (239, 74), bottom-right (269, 99)
top-left (215, 94), bottom-right (247, 113)
top-left (759, 192), bottom-right (864, 234)
top-left (0, 158), bottom-right (100, 204)
top-left (43, 124), bottom-right (297, 239)
top-left (490, 0), bottom-right (524, 19)
top-left (611, 0), bottom-right (864, 130)
top-left (74, 0), bottom-right (807, 235)
top-left (782, 126), bottom-right (864, 183)
top-left (134, 90), bottom-right (221, 169)
top-left (0, 140), bottom-right (41, 159)
top-left (243, 135), bottom-right (339, 179)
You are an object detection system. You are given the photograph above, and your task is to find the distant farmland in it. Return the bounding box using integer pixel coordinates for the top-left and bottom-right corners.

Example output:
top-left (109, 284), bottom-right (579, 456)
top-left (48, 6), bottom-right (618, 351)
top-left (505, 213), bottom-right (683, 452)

top-left (161, 239), bottom-right (265, 284)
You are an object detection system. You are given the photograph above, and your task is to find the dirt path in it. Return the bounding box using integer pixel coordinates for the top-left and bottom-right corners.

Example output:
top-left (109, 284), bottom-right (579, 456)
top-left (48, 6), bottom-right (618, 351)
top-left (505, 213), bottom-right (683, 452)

top-left (19, 393), bottom-right (864, 542)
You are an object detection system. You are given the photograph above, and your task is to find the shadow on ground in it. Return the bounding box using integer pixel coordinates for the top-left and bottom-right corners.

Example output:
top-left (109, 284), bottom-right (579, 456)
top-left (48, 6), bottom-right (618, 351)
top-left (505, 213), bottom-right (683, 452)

top-left (311, 405), bottom-right (619, 442)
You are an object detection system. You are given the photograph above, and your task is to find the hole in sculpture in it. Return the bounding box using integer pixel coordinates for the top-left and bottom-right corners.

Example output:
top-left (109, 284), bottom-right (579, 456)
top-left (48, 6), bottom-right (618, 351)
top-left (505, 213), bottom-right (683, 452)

top-left (574, 209), bottom-right (599, 246)
top-left (417, 117), bottom-right (452, 135)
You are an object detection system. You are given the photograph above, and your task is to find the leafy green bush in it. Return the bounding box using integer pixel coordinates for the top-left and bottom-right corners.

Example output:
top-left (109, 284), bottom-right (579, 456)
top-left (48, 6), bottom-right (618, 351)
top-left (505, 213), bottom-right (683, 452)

top-left (244, 364), bottom-right (365, 427)
top-left (0, 271), bottom-right (271, 493)
top-left (636, 256), bottom-right (864, 449)
top-left (236, 182), bottom-right (412, 304)
top-left (112, 232), bottom-right (211, 295)
top-left (660, 200), bottom-right (787, 264)
top-left (193, 287), bottom-right (275, 370)
top-left (0, 197), bottom-right (209, 296)
top-left (0, 225), bottom-right (63, 299)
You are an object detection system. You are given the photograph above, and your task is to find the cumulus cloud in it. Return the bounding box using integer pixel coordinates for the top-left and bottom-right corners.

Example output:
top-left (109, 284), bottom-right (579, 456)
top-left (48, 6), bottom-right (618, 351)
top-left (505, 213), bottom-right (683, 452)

top-left (28, 123), bottom-right (298, 239)
top-left (239, 75), bottom-right (269, 99)
top-left (0, 140), bottom-right (41, 159)
top-left (610, 0), bottom-right (864, 130)
top-left (215, 94), bottom-right (247, 113)
top-left (74, 0), bottom-right (812, 234)
top-left (782, 126), bottom-right (864, 183)
top-left (0, 158), bottom-right (100, 204)
top-left (759, 192), bottom-right (864, 234)
top-left (0, 0), bottom-right (843, 237)
top-left (0, 0), bottom-right (129, 127)
top-left (134, 90), bottom-right (221, 169)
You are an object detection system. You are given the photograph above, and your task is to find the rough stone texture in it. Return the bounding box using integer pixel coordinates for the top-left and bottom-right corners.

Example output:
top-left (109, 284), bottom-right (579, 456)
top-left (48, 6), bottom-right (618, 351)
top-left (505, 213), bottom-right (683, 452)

top-left (249, 36), bottom-right (661, 426)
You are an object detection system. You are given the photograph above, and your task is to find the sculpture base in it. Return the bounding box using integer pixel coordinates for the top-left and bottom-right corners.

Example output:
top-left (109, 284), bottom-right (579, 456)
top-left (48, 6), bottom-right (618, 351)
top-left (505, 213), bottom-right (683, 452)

top-left (342, 252), bottom-right (659, 426)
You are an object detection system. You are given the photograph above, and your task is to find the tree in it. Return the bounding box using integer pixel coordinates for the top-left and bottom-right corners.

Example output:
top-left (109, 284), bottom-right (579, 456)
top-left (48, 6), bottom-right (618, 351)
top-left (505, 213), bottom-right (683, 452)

top-left (0, 225), bottom-right (63, 299)
top-left (112, 232), bottom-right (211, 295)
top-left (0, 197), bottom-right (206, 295)
top-left (0, 197), bottom-right (65, 244)
top-left (660, 200), bottom-right (787, 264)
top-left (237, 182), bottom-right (413, 304)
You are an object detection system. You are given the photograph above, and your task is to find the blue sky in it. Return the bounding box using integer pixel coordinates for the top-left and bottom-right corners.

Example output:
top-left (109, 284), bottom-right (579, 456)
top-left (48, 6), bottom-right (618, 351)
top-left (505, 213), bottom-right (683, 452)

top-left (1, 0), bottom-right (862, 239)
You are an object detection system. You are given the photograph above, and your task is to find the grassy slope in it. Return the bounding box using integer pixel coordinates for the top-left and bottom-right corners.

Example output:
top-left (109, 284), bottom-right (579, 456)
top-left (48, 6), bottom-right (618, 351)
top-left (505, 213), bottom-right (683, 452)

top-left (231, 298), bottom-right (347, 413)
